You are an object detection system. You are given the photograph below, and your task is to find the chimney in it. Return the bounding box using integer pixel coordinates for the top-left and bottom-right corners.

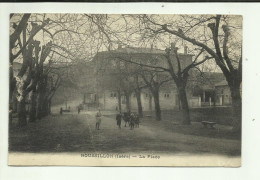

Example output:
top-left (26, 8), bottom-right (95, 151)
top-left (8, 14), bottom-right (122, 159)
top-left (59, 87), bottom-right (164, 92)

top-left (118, 44), bottom-right (122, 49)
top-left (184, 46), bottom-right (188, 54)
top-left (170, 42), bottom-right (176, 50)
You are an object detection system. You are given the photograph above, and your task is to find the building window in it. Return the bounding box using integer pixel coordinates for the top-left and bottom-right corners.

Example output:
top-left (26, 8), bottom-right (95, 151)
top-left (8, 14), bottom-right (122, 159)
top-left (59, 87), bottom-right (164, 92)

top-left (111, 92), bottom-right (117, 98)
top-left (164, 93), bottom-right (170, 98)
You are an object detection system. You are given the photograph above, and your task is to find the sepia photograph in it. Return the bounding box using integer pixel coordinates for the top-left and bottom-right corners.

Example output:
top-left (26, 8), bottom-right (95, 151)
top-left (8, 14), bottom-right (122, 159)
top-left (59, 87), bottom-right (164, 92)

top-left (8, 13), bottom-right (242, 166)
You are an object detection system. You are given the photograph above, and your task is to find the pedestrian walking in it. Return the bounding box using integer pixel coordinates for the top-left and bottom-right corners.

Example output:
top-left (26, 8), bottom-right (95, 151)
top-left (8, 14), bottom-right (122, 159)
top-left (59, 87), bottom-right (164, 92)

top-left (78, 106), bottom-right (81, 114)
top-left (134, 114), bottom-right (140, 128)
top-left (60, 107), bottom-right (63, 115)
top-left (95, 109), bottom-right (102, 130)
top-left (116, 113), bottom-right (122, 129)
top-left (129, 113), bottom-right (135, 130)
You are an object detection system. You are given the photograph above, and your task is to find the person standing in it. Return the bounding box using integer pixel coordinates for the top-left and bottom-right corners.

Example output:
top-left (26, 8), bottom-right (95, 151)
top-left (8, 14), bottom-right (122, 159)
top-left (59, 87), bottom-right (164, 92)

top-left (95, 109), bottom-right (102, 130)
top-left (60, 107), bottom-right (63, 115)
top-left (78, 106), bottom-right (81, 114)
top-left (129, 113), bottom-right (135, 130)
top-left (116, 113), bottom-right (122, 129)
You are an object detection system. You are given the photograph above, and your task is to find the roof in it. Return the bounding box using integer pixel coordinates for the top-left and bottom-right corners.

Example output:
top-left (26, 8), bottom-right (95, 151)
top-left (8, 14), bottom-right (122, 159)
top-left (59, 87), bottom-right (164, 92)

top-left (95, 47), bottom-right (193, 56)
top-left (215, 80), bottom-right (228, 87)
top-left (190, 71), bottom-right (227, 90)
top-left (201, 72), bottom-right (226, 85)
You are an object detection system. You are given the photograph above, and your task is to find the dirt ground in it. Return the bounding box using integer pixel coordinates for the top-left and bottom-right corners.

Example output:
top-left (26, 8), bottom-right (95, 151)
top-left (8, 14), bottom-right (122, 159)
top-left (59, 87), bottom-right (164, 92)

top-left (9, 110), bottom-right (241, 156)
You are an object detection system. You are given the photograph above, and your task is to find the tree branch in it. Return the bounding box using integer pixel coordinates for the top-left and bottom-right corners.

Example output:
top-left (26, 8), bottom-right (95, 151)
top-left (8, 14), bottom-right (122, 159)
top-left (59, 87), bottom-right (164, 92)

top-left (10, 14), bottom-right (30, 49)
top-left (11, 19), bottom-right (50, 62)
top-left (222, 25), bottom-right (235, 72)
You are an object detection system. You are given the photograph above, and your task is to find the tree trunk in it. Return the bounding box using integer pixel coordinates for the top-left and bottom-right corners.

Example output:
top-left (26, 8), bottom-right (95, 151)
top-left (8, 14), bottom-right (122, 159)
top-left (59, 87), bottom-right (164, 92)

top-left (18, 98), bottom-right (27, 127)
top-left (41, 98), bottom-right (49, 117)
top-left (177, 94), bottom-right (181, 110)
top-left (37, 76), bottom-right (47, 119)
top-left (230, 83), bottom-right (242, 133)
top-left (125, 91), bottom-right (131, 112)
top-left (37, 91), bottom-right (44, 119)
top-left (135, 89), bottom-right (143, 117)
top-left (117, 90), bottom-right (122, 113)
top-left (12, 92), bottom-right (18, 113)
top-left (152, 89), bottom-right (161, 121)
top-left (29, 88), bottom-right (37, 122)
top-left (48, 99), bottom-right (52, 114)
top-left (9, 64), bottom-right (16, 101)
top-left (9, 64), bottom-right (15, 127)
top-left (83, 93), bottom-right (86, 104)
top-left (9, 104), bottom-right (13, 128)
top-left (37, 95), bottom-right (42, 119)
top-left (149, 94), bottom-right (152, 112)
top-left (177, 84), bottom-right (191, 125)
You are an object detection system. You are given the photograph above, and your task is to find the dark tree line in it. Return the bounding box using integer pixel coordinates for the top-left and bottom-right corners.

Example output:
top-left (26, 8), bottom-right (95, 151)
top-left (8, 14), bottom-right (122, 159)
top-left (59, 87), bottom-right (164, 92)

top-left (9, 14), bottom-right (91, 127)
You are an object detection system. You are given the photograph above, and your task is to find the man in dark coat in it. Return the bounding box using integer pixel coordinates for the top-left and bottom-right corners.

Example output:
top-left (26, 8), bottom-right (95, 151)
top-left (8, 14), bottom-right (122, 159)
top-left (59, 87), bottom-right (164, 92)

top-left (116, 113), bottom-right (122, 129)
top-left (129, 113), bottom-right (135, 130)
top-left (135, 114), bottom-right (140, 128)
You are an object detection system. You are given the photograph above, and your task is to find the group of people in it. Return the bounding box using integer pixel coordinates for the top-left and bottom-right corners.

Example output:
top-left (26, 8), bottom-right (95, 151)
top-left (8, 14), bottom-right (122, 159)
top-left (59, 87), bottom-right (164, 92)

top-left (95, 110), bottom-right (140, 130)
top-left (116, 112), bottom-right (140, 130)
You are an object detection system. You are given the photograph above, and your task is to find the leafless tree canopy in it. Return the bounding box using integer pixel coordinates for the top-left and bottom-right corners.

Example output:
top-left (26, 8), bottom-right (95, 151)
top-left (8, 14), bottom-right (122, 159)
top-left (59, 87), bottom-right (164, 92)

top-left (9, 14), bottom-right (242, 132)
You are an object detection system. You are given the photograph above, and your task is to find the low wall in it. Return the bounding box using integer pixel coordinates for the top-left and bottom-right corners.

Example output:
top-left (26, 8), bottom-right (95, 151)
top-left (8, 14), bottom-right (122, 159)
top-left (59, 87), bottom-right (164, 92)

top-left (190, 106), bottom-right (233, 125)
top-left (142, 106), bottom-right (233, 126)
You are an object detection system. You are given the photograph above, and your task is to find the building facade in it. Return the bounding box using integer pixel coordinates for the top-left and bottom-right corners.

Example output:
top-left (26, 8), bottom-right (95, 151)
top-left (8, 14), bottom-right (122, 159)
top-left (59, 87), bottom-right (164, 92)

top-left (86, 45), bottom-right (231, 112)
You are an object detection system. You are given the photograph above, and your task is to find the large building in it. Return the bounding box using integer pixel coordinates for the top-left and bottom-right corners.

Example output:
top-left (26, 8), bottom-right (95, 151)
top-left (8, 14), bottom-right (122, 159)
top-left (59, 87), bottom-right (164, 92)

top-left (84, 45), bottom-right (231, 112)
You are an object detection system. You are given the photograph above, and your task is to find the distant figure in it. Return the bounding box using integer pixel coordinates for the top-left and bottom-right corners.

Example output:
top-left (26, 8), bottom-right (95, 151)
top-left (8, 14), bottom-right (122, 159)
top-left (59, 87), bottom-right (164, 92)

top-left (60, 107), bottom-right (63, 115)
top-left (68, 106), bottom-right (71, 112)
top-left (95, 109), bottom-right (102, 130)
top-left (129, 113), bottom-right (135, 130)
top-left (116, 113), bottom-right (122, 129)
top-left (135, 114), bottom-right (140, 128)
top-left (123, 112), bottom-right (130, 127)
top-left (78, 106), bottom-right (81, 114)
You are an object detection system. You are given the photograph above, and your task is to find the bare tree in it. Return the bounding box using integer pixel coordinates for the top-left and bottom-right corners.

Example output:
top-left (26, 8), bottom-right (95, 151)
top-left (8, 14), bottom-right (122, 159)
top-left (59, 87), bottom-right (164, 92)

top-left (10, 14), bottom-right (101, 126)
top-left (163, 47), bottom-right (213, 124)
top-left (140, 70), bottom-right (171, 121)
top-left (133, 74), bottom-right (144, 118)
top-left (141, 15), bottom-right (242, 131)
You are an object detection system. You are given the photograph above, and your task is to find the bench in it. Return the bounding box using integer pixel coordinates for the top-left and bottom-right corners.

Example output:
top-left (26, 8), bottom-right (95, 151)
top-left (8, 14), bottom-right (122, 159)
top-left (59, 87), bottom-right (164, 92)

top-left (62, 109), bottom-right (70, 112)
top-left (201, 121), bottom-right (217, 128)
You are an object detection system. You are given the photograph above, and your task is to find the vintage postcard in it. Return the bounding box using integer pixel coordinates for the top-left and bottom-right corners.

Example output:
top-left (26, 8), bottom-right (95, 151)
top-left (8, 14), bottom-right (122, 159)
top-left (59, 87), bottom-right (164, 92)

top-left (8, 13), bottom-right (242, 166)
